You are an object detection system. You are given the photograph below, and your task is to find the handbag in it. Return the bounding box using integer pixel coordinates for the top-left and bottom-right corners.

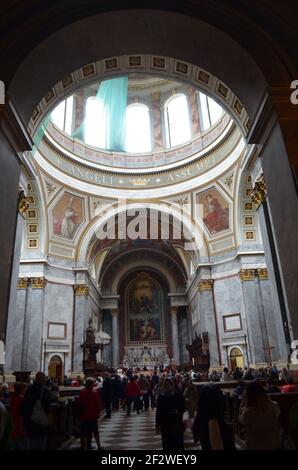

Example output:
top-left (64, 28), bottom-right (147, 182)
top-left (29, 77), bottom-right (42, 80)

top-left (31, 387), bottom-right (49, 427)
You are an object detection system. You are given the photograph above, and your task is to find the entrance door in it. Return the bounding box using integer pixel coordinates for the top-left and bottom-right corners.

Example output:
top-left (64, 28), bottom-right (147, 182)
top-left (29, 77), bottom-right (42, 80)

top-left (48, 355), bottom-right (63, 379)
top-left (229, 347), bottom-right (244, 371)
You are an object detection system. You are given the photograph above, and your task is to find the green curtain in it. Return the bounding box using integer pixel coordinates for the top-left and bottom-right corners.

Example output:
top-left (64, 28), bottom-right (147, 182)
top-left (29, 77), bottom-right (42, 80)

top-left (73, 76), bottom-right (128, 152)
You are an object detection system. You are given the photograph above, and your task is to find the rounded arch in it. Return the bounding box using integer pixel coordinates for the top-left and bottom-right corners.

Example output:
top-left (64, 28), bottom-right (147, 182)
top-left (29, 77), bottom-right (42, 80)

top-left (76, 201), bottom-right (209, 263)
top-left (126, 102), bottom-right (152, 153)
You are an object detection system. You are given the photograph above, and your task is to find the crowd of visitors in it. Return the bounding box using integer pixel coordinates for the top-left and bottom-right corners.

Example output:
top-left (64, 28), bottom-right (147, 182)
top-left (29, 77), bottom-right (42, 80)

top-left (0, 364), bottom-right (297, 450)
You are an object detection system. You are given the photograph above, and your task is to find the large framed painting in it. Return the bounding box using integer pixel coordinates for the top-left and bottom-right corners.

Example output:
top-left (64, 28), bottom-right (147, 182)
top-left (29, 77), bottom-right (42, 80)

top-left (52, 192), bottom-right (84, 240)
top-left (126, 272), bottom-right (165, 344)
top-left (196, 186), bottom-right (230, 235)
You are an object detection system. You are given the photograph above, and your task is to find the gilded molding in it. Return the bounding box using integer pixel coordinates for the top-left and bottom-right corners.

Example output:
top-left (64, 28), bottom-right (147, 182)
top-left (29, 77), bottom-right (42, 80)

top-left (17, 277), bottom-right (29, 289)
top-left (239, 269), bottom-right (256, 281)
top-left (251, 174), bottom-right (267, 209)
top-left (73, 284), bottom-right (89, 296)
top-left (257, 268), bottom-right (269, 280)
top-left (170, 306), bottom-right (178, 315)
top-left (31, 277), bottom-right (47, 289)
top-left (17, 190), bottom-right (30, 218)
top-left (198, 279), bottom-right (214, 292)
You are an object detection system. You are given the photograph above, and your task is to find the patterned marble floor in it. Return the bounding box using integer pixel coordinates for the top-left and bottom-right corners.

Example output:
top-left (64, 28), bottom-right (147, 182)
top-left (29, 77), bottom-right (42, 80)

top-left (67, 408), bottom-right (199, 451)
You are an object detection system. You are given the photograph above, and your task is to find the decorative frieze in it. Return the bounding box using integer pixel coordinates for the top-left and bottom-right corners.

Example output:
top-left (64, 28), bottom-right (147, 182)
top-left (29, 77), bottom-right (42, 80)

top-left (251, 174), bottom-right (267, 209)
top-left (73, 284), bottom-right (89, 296)
top-left (239, 269), bottom-right (256, 281)
top-left (17, 190), bottom-right (30, 218)
top-left (31, 277), bottom-right (47, 289)
top-left (198, 279), bottom-right (214, 292)
top-left (17, 278), bottom-right (29, 289)
top-left (257, 268), bottom-right (269, 280)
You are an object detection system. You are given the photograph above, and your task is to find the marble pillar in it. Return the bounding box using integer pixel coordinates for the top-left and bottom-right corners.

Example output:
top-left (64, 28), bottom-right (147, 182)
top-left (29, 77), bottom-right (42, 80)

top-left (73, 284), bottom-right (90, 374)
top-left (5, 278), bottom-right (29, 371)
top-left (240, 269), bottom-right (268, 366)
top-left (188, 88), bottom-right (201, 135)
top-left (5, 193), bottom-right (29, 371)
top-left (198, 280), bottom-right (221, 368)
top-left (22, 277), bottom-right (46, 372)
top-left (151, 91), bottom-right (163, 151)
top-left (170, 307), bottom-right (180, 365)
top-left (0, 99), bottom-right (32, 347)
top-left (111, 309), bottom-right (119, 368)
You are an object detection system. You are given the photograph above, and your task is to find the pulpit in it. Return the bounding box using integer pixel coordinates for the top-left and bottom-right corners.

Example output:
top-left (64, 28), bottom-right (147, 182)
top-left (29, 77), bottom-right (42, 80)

top-left (186, 332), bottom-right (210, 371)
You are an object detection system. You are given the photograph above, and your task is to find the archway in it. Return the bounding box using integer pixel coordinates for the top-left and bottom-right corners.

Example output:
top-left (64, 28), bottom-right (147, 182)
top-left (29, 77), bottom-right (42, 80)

top-left (229, 347), bottom-right (244, 371)
top-left (48, 354), bottom-right (63, 379)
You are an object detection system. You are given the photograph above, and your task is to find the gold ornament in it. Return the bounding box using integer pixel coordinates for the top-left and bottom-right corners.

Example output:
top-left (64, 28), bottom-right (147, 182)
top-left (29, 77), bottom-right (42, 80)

top-left (239, 269), bottom-right (255, 281)
top-left (251, 174), bottom-right (267, 209)
top-left (73, 284), bottom-right (89, 296)
top-left (31, 277), bottom-right (47, 289)
top-left (17, 190), bottom-right (30, 217)
top-left (198, 279), bottom-right (214, 292)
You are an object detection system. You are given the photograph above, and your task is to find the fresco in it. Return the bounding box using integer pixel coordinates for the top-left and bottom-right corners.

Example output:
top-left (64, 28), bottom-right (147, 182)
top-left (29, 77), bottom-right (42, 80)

top-left (52, 192), bottom-right (84, 239)
top-left (197, 187), bottom-right (229, 235)
top-left (126, 272), bottom-right (165, 343)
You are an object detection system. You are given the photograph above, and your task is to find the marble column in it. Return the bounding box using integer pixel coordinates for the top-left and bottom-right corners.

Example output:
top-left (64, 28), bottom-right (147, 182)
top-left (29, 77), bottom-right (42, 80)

top-left (5, 278), bottom-right (29, 371)
top-left (170, 307), bottom-right (180, 365)
top-left (22, 277), bottom-right (46, 372)
top-left (73, 284), bottom-right (90, 375)
top-left (0, 98), bottom-right (32, 349)
top-left (111, 309), bottom-right (119, 368)
top-left (240, 269), bottom-right (268, 366)
top-left (5, 190), bottom-right (29, 371)
top-left (198, 280), bottom-right (221, 368)
top-left (188, 88), bottom-right (201, 135)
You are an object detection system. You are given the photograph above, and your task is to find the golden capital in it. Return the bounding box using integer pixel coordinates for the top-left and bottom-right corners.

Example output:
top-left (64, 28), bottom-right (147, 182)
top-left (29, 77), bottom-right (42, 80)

top-left (31, 277), bottom-right (47, 289)
top-left (251, 174), bottom-right (267, 209)
top-left (170, 306), bottom-right (178, 315)
top-left (111, 308), bottom-right (119, 317)
top-left (73, 284), bottom-right (89, 296)
top-left (17, 189), bottom-right (30, 218)
top-left (17, 277), bottom-right (29, 289)
top-left (198, 279), bottom-right (214, 292)
top-left (239, 269), bottom-right (256, 281)
top-left (257, 268), bottom-right (269, 280)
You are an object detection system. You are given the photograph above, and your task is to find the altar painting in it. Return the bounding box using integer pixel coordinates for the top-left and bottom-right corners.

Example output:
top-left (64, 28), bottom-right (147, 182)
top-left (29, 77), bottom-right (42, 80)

top-left (126, 272), bottom-right (165, 343)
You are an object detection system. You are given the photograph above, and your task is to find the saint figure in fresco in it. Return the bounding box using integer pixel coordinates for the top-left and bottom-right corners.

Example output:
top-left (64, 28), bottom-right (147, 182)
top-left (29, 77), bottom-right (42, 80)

top-left (203, 193), bottom-right (229, 234)
top-left (61, 197), bottom-right (78, 239)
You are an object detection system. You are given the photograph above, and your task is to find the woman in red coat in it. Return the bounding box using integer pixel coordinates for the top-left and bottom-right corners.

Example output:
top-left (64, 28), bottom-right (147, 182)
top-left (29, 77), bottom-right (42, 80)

top-left (77, 377), bottom-right (103, 450)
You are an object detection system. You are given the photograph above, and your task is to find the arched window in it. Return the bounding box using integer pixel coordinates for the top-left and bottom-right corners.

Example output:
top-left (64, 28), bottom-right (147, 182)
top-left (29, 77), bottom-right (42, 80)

top-left (199, 92), bottom-right (223, 131)
top-left (84, 96), bottom-right (107, 148)
top-left (51, 95), bottom-right (74, 134)
top-left (125, 103), bottom-right (152, 153)
top-left (165, 94), bottom-right (191, 148)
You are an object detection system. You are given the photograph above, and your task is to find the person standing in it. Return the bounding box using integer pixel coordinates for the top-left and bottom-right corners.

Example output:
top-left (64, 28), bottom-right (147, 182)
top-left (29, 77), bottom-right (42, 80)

top-left (9, 382), bottom-right (29, 450)
top-left (19, 372), bottom-right (52, 450)
top-left (77, 377), bottom-right (103, 450)
top-left (156, 378), bottom-right (185, 451)
top-left (102, 372), bottom-right (113, 418)
top-left (124, 377), bottom-right (141, 415)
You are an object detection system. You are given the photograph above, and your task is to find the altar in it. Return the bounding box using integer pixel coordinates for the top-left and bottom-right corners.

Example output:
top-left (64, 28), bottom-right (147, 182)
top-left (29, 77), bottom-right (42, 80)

top-left (122, 344), bottom-right (170, 369)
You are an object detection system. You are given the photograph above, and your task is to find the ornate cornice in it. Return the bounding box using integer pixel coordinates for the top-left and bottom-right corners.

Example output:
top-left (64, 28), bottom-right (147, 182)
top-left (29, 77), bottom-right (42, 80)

top-left (251, 174), bottom-right (267, 209)
top-left (198, 279), bottom-right (214, 292)
top-left (73, 284), bottom-right (89, 296)
top-left (257, 268), bottom-right (269, 280)
top-left (17, 189), bottom-right (30, 218)
top-left (17, 277), bottom-right (29, 289)
top-left (239, 269), bottom-right (256, 281)
top-left (31, 277), bottom-right (47, 289)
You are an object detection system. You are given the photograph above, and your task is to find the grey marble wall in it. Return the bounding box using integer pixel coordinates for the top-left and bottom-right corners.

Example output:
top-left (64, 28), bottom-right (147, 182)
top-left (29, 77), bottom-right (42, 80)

top-left (178, 309), bottom-right (189, 363)
top-left (5, 286), bottom-right (27, 371)
top-left (73, 293), bottom-right (90, 374)
top-left (102, 310), bottom-right (112, 366)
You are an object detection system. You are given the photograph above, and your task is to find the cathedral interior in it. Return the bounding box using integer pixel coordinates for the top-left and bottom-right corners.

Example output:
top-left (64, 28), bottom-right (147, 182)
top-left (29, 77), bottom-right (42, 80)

top-left (0, 0), bottom-right (297, 453)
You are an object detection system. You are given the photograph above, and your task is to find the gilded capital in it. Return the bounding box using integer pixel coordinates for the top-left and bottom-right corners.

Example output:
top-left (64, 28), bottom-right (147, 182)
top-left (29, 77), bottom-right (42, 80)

top-left (257, 268), bottom-right (269, 280)
top-left (170, 306), bottom-right (178, 315)
top-left (198, 279), bottom-right (214, 292)
top-left (111, 308), bottom-right (119, 317)
top-left (251, 174), bottom-right (267, 209)
top-left (73, 284), bottom-right (89, 296)
top-left (31, 277), bottom-right (47, 289)
top-left (17, 189), bottom-right (30, 218)
top-left (17, 277), bottom-right (29, 289)
top-left (239, 269), bottom-right (256, 281)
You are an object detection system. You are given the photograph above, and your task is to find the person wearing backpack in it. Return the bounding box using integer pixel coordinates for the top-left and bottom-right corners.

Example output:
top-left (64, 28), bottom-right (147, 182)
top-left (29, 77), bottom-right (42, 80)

top-left (19, 371), bottom-right (52, 450)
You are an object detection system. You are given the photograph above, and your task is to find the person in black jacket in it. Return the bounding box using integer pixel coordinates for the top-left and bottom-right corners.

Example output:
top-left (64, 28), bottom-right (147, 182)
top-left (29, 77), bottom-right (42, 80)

top-left (19, 371), bottom-right (52, 450)
top-left (156, 378), bottom-right (186, 451)
top-left (102, 372), bottom-right (113, 418)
